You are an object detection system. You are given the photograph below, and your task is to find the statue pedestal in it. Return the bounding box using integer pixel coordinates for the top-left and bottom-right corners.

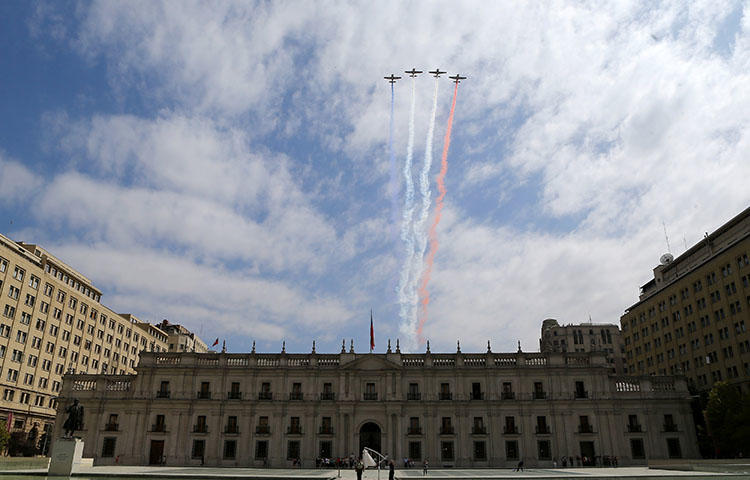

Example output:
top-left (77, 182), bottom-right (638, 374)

top-left (49, 438), bottom-right (84, 476)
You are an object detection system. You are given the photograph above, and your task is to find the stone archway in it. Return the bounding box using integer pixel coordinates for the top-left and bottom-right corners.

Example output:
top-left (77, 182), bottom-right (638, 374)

top-left (359, 422), bottom-right (382, 457)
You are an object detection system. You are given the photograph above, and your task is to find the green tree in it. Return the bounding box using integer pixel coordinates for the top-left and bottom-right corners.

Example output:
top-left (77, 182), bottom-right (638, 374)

top-left (0, 420), bottom-right (9, 453)
top-left (704, 381), bottom-right (750, 457)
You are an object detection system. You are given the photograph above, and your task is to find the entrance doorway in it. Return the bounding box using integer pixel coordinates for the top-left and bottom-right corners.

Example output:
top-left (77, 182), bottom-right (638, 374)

top-left (149, 440), bottom-right (164, 465)
top-left (359, 422), bottom-right (382, 457)
top-left (579, 441), bottom-right (596, 466)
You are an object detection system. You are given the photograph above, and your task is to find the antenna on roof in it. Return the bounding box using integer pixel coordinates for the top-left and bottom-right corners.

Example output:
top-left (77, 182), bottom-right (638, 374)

top-left (662, 221), bottom-right (671, 254)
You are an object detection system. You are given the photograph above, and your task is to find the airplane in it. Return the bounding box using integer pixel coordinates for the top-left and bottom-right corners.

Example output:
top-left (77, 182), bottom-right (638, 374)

top-left (384, 74), bottom-right (402, 84)
top-left (428, 69), bottom-right (447, 78)
top-left (404, 68), bottom-right (423, 77)
top-left (449, 74), bottom-right (467, 84)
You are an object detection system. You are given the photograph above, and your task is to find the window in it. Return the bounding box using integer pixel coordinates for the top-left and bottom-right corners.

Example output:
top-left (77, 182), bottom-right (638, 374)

top-left (408, 382), bottom-right (420, 400)
top-left (223, 440), bottom-right (236, 459)
top-left (440, 382), bottom-right (452, 400)
top-left (226, 416), bottom-right (238, 434)
top-left (3, 389), bottom-right (14, 401)
top-left (667, 438), bottom-right (682, 459)
top-left (194, 415), bottom-right (207, 433)
top-left (505, 440), bottom-right (519, 460)
top-left (408, 441), bottom-right (422, 461)
top-left (440, 441), bottom-right (454, 461)
top-left (441, 416), bottom-right (453, 434)
top-left (364, 382), bottom-right (377, 400)
top-left (289, 416), bottom-right (301, 434)
top-left (287, 440), bottom-right (300, 460)
top-left (537, 440), bottom-right (551, 460)
top-left (408, 417), bottom-right (421, 434)
top-left (473, 441), bottom-right (486, 460)
top-left (192, 440), bottom-right (205, 459)
top-left (3, 304), bottom-right (16, 318)
top-left (0, 257), bottom-right (6, 272)
top-left (471, 382), bottom-right (483, 400)
top-left (504, 416), bottom-right (517, 434)
top-left (43, 283), bottom-right (53, 296)
top-left (101, 438), bottom-right (116, 458)
top-left (24, 294), bottom-right (35, 307)
top-left (255, 441), bottom-right (268, 459)
top-left (473, 416), bottom-right (486, 434)
top-left (13, 266), bottom-right (24, 281)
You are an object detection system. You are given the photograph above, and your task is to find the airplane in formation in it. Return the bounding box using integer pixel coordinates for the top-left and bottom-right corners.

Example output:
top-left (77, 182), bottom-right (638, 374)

top-left (449, 74), bottom-right (467, 84)
top-left (404, 68), bottom-right (423, 77)
top-left (384, 74), bottom-right (402, 84)
top-left (428, 69), bottom-right (447, 77)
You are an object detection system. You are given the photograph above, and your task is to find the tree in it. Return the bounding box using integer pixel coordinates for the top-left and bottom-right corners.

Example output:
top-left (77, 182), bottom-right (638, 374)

top-left (704, 381), bottom-right (750, 458)
top-left (0, 420), bottom-right (9, 453)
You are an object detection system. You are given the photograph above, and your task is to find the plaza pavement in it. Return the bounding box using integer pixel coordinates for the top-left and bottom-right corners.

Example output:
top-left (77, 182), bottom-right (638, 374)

top-left (1, 465), bottom-right (749, 479)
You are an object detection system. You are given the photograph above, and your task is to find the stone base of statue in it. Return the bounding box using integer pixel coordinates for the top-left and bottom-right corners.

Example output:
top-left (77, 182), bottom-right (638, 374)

top-left (48, 437), bottom-right (84, 476)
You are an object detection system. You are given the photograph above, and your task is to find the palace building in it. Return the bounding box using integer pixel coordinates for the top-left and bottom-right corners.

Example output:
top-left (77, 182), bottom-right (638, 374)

top-left (620, 206), bottom-right (750, 392)
top-left (0, 233), bottom-right (190, 443)
top-left (56, 346), bottom-right (698, 467)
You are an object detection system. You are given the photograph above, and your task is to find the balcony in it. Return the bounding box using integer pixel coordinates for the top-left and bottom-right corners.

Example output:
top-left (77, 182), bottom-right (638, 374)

top-left (287, 426), bottom-right (303, 435)
top-left (224, 425), bottom-right (239, 434)
top-left (663, 424), bottom-right (678, 432)
top-left (439, 426), bottom-right (455, 435)
top-left (320, 392), bottom-right (335, 401)
top-left (289, 392), bottom-right (304, 401)
top-left (151, 423), bottom-right (166, 433)
top-left (104, 423), bottom-right (118, 432)
top-left (574, 390), bottom-right (588, 399)
top-left (193, 425), bottom-right (208, 433)
top-left (501, 391), bottom-right (515, 400)
top-left (155, 390), bottom-right (170, 399)
top-left (197, 390), bottom-right (211, 399)
top-left (407, 392), bottom-right (421, 400)
top-left (256, 425), bottom-right (270, 435)
top-left (535, 425), bottom-right (551, 434)
top-left (578, 424), bottom-right (594, 434)
top-left (470, 392), bottom-right (484, 400)
top-left (533, 391), bottom-right (547, 400)
top-left (471, 426), bottom-right (487, 435)
top-left (363, 392), bottom-right (378, 401)
top-left (503, 426), bottom-right (519, 435)
top-left (227, 391), bottom-right (242, 400)
top-left (439, 392), bottom-right (452, 400)
top-left (319, 426), bottom-right (334, 435)
top-left (407, 427), bottom-right (423, 435)
top-left (627, 424), bottom-right (643, 433)
top-left (258, 391), bottom-right (273, 400)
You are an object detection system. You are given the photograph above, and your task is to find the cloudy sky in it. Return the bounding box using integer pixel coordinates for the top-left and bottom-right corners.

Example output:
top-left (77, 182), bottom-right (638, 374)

top-left (0, 1), bottom-right (748, 354)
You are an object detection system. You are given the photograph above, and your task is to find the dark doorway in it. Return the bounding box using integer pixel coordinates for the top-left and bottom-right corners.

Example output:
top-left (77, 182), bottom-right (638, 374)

top-left (359, 422), bottom-right (382, 457)
top-left (149, 440), bottom-right (164, 465)
top-left (579, 441), bottom-right (595, 466)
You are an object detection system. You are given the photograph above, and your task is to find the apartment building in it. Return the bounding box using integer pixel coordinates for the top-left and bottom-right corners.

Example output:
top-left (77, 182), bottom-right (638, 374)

top-left (620, 206), bottom-right (750, 392)
top-left (0, 233), bottom-right (170, 437)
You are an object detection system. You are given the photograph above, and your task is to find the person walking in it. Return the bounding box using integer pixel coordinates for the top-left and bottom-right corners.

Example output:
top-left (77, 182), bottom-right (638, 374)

top-left (389, 460), bottom-right (395, 480)
top-left (355, 458), bottom-right (364, 480)
top-left (514, 460), bottom-right (524, 472)
top-left (423, 458), bottom-right (429, 475)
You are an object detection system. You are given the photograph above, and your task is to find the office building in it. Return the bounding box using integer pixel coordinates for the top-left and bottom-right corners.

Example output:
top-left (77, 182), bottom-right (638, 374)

top-left (620, 207), bottom-right (750, 392)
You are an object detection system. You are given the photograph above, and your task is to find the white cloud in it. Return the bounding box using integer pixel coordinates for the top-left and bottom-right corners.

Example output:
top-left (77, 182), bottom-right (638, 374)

top-left (16, 0), bottom-right (750, 352)
top-left (0, 153), bottom-right (43, 204)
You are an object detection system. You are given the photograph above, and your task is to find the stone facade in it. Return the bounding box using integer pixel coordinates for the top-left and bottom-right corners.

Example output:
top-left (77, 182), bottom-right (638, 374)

top-left (539, 319), bottom-right (626, 374)
top-left (57, 349), bottom-right (698, 467)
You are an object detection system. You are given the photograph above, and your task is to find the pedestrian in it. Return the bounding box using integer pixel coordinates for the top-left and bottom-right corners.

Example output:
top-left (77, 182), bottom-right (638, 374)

top-left (389, 460), bottom-right (395, 480)
top-left (355, 458), bottom-right (364, 480)
top-left (613, 456), bottom-right (618, 468)
top-left (514, 460), bottom-right (524, 472)
top-left (561, 456), bottom-right (567, 468)
top-left (423, 458), bottom-right (429, 476)
top-left (553, 457), bottom-right (557, 468)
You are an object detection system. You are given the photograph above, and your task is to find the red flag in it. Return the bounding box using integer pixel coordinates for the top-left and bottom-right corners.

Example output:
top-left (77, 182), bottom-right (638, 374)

top-left (370, 310), bottom-right (374, 352)
top-left (212, 338), bottom-right (219, 347)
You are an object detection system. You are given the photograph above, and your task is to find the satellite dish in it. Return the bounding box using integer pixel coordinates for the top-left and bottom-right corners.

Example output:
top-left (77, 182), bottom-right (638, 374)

top-left (660, 253), bottom-right (674, 265)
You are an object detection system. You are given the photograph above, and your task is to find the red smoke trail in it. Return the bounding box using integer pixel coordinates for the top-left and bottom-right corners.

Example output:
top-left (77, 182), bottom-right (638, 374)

top-left (417, 81), bottom-right (459, 342)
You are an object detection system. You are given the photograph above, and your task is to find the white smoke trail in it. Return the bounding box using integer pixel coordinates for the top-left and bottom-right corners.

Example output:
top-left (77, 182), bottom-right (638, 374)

top-left (407, 77), bottom-right (439, 345)
top-left (397, 77), bottom-right (418, 335)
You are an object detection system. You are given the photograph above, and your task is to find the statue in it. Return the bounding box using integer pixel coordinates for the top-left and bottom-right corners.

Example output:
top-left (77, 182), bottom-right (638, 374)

top-left (62, 399), bottom-right (84, 438)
